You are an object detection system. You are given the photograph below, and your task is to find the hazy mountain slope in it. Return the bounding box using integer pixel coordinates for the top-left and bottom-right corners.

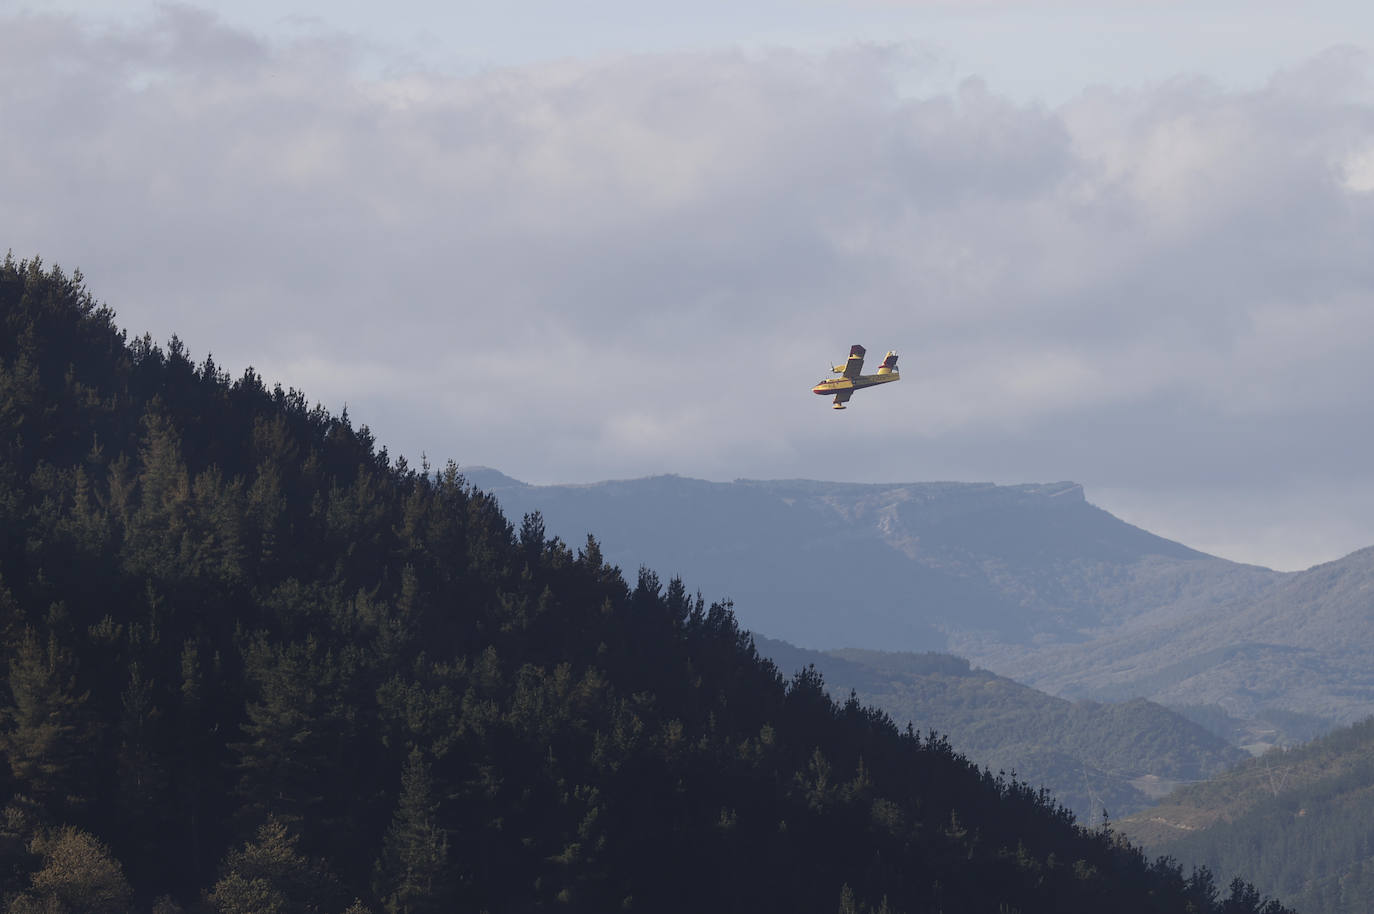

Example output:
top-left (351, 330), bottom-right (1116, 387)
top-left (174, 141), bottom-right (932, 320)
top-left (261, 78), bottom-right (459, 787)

top-left (755, 637), bottom-right (1246, 822)
top-left (986, 548), bottom-right (1374, 729)
top-left (1120, 717), bottom-right (1374, 914)
top-left (469, 469), bottom-right (1374, 737)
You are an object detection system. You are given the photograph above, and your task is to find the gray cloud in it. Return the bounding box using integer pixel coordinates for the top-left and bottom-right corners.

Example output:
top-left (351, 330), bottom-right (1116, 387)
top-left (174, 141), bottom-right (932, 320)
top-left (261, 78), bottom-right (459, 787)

top-left (5, 9), bottom-right (1374, 569)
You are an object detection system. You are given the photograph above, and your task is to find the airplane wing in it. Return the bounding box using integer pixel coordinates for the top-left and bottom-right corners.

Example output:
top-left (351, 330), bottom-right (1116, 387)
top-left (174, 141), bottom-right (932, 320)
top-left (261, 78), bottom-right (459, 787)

top-left (842, 344), bottom-right (866, 379)
top-left (832, 390), bottom-right (853, 408)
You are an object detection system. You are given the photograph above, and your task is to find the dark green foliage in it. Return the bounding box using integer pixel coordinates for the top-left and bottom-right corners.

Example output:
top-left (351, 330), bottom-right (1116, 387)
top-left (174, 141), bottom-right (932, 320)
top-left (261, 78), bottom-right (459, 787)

top-left (207, 818), bottom-right (347, 914)
top-left (374, 748), bottom-right (448, 914)
top-left (0, 627), bottom-right (93, 811)
top-left (0, 255), bottom-right (1292, 912)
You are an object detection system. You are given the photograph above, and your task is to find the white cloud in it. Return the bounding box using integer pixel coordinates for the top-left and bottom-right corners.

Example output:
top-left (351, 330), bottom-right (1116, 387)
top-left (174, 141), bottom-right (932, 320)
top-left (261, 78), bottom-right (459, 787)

top-left (6, 7), bottom-right (1374, 567)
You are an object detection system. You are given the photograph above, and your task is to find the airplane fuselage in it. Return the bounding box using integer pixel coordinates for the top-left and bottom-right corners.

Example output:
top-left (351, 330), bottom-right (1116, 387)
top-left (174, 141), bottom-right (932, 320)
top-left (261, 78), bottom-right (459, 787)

top-left (810, 372), bottom-right (900, 397)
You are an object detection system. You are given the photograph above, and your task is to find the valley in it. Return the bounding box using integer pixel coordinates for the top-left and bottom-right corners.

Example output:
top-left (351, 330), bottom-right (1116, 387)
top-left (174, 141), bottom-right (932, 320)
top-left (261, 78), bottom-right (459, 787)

top-left (752, 636), bottom-right (1245, 822)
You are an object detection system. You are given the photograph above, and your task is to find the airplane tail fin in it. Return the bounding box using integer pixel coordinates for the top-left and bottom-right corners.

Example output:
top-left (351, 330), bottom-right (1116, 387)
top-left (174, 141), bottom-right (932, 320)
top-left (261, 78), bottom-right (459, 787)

top-left (876, 351), bottom-right (899, 375)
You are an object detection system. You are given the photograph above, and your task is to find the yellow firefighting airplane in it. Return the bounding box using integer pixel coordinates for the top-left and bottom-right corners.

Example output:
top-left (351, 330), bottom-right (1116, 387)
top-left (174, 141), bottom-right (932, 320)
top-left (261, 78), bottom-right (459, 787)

top-left (812, 345), bottom-right (900, 409)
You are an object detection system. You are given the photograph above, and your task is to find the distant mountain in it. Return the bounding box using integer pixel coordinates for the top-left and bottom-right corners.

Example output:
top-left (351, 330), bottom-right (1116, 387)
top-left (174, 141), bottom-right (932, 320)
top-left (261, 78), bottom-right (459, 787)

top-left (754, 636), bottom-right (1246, 822)
top-left (1119, 717), bottom-right (1374, 914)
top-left (464, 470), bottom-right (1221, 651)
top-left (469, 469), bottom-right (1374, 742)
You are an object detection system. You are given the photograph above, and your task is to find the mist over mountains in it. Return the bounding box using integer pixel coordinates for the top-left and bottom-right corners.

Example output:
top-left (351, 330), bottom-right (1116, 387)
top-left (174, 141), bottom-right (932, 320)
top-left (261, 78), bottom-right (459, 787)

top-left (469, 469), bottom-right (1374, 740)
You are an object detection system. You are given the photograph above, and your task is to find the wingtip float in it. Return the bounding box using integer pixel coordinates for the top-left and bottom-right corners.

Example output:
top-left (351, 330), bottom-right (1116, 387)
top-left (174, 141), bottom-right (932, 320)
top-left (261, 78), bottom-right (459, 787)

top-left (811, 344), bottom-right (900, 409)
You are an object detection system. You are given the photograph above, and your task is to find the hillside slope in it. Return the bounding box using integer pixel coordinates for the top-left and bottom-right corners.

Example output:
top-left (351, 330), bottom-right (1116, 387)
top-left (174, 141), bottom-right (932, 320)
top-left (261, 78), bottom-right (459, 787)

top-left (0, 257), bottom-right (1296, 911)
top-left (1120, 717), bottom-right (1374, 914)
top-left (988, 547), bottom-right (1374, 731)
top-left (755, 637), bottom-right (1245, 822)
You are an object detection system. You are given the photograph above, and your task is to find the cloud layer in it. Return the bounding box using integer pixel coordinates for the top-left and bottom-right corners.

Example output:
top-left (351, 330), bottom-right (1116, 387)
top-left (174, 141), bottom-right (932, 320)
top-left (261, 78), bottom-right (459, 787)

top-left (5, 8), bottom-right (1374, 569)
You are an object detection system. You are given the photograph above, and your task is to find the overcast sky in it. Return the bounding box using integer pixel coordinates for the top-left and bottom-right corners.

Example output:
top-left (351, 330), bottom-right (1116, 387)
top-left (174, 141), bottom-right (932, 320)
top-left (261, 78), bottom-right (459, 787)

top-left (6, 0), bottom-right (1374, 571)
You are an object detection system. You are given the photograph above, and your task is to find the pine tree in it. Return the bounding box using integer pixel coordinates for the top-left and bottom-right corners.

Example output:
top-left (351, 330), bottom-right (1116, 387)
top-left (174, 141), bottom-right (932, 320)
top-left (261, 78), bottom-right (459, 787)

top-left (123, 405), bottom-right (192, 581)
top-left (231, 639), bottom-right (333, 828)
top-left (208, 817), bottom-right (345, 914)
top-left (376, 747), bottom-right (449, 914)
top-left (116, 660), bottom-right (168, 817)
top-left (0, 626), bottom-right (92, 807)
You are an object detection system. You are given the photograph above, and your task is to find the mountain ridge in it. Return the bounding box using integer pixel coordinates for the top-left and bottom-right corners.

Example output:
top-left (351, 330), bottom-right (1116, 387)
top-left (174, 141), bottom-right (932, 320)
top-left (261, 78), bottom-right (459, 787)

top-left (467, 468), bottom-right (1373, 741)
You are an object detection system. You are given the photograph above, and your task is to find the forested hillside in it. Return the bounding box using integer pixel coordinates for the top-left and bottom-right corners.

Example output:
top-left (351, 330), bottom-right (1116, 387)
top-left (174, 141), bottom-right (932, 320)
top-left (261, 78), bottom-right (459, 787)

top-left (1121, 716), bottom-right (1374, 914)
top-left (755, 638), bottom-right (1245, 822)
top-left (0, 255), bottom-right (1290, 912)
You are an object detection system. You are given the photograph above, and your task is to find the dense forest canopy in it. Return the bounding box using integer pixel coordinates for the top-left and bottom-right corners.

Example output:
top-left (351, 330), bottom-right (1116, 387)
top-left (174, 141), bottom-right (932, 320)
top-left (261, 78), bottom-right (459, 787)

top-left (0, 254), bottom-right (1290, 912)
top-left (1123, 716), bottom-right (1374, 914)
